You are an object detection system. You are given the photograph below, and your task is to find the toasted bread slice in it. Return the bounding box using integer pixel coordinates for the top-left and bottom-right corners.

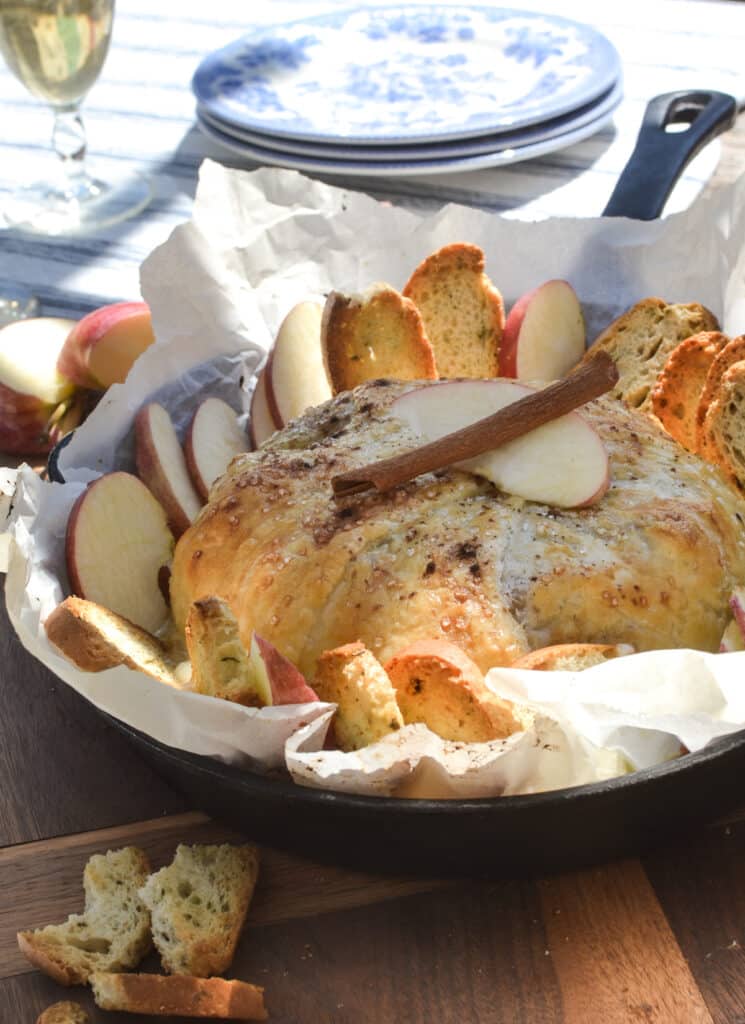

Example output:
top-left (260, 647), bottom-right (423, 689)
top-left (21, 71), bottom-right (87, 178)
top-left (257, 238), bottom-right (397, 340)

top-left (321, 283), bottom-right (436, 393)
top-left (511, 642), bottom-right (634, 671)
top-left (580, 298), bottom-right (719, 412)
top-left (697, 360), bottom-right (745, 494)
top-left (650, 331), bottom-right (728, 450)
top-left (138, 843), bottom-right (259, 977)
top-left (37, 1003), bottom-right (89, 1024)
top-left (44, 595), bottom-right (177, 686)
top-left (384, 639), bottom-right (517, 743)
top-left (695, 335), bottom-right (745, 456)
top-left (90, 972), bottom-right (268, 1020)
top-left (313, 642), bottom-right (404, 751)
top-left (403, 242), bottom-right (504, 378)
top-left (17, 847), bottom-right (151, 986)
top-left (185, 596), bottom-right (268, 706)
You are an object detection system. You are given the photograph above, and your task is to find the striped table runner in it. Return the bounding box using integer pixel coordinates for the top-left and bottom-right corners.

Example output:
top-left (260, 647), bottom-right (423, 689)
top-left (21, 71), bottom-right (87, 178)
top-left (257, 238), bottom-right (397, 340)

top-left (0, 0), bottom-right (744, 320)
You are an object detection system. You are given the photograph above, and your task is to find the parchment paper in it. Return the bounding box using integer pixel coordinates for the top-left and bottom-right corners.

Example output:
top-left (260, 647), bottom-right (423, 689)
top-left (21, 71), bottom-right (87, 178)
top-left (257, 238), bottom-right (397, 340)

top-left (5, 159), bottom-right (745, 798)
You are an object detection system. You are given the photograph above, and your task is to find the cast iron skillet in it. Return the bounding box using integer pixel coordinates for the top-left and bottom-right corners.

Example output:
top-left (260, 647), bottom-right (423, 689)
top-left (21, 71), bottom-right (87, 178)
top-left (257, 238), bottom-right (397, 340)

top-left (51, 90), bottom-right (745, 878)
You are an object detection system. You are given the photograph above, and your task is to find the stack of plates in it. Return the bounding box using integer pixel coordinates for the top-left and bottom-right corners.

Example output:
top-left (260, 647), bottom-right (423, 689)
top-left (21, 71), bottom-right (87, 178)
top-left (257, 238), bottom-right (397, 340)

top-left (192, 6), bottom-right (623, 178)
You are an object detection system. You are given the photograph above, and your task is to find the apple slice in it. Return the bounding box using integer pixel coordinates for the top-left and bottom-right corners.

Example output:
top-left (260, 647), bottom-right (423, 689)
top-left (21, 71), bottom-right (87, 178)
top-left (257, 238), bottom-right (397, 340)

top-left (188, 624), bottom-right (319, 707)
top-left (500, 280), bottom-right (585, 380)
top-left (248, 368), bottom-right (279, 448)
top-left (265, 301), bottom-right (331, 426)
top-left (184, 397), bottom-right (248, 501)
top-left (391, 379), bottom-right (609, 508)
top-left (0, 316), bottom-right (76, 404)
top-left (135, 403), bottom-right (203, 537)
top-left (252, 634), bottom-right (319, 705)
top-left (720, 618), bottom-right (745, 653)
top-left (57, 301), bottom-right (155, 389)
top-left (728, 589), bottom-right (745, 641)
top-left (0, 316), bottom-right (80, 454)
top-left (66, 471), bottom-right (174, 633)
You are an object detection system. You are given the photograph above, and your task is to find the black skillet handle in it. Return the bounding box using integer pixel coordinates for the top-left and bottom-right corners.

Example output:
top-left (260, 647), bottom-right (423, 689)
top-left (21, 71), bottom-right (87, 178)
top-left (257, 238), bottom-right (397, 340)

top-left (603, 90), bottom-right (737, 220)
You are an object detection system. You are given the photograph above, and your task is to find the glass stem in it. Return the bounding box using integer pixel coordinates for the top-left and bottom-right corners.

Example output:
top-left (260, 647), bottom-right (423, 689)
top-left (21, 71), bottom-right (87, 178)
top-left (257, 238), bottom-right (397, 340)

top-left (51, 106), bottom-right (91, 199)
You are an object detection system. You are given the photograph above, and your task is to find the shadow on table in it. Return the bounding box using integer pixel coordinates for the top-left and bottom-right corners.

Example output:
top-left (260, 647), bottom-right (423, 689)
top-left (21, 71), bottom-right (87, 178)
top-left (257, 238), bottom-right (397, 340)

top-left (166, 119), bottom-right (619, 215)
top-left (0, 119), bottom-right (616, 317)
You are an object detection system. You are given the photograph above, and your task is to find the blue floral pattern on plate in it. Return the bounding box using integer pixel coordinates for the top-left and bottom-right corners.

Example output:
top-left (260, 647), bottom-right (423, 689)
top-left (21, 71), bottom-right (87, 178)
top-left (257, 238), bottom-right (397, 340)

top-left (192, 6), bottom-right (621, 145)
top-left (196, 78), bottom-right (623, 162)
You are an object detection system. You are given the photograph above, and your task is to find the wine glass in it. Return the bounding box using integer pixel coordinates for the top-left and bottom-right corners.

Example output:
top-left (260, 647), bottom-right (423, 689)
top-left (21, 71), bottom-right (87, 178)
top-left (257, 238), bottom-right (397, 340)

top-left (0, 0), bottom-right (152, 234)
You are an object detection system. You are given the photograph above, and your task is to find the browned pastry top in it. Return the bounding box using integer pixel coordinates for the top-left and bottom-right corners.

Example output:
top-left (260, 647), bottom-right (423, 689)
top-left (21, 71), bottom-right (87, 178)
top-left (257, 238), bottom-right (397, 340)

top-left (170, 380), bottom-right (745, 676)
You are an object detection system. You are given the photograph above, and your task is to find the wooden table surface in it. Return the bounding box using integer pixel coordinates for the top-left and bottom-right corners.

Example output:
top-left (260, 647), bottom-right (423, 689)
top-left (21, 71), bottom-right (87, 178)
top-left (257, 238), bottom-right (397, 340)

top-left (3, 103), bottom-right (745, 1024)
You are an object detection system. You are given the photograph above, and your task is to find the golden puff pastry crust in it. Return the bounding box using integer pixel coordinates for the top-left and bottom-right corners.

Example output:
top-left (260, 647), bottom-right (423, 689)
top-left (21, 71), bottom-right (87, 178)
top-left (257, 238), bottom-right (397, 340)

top-left (170, 381), bottom-right (745, 676)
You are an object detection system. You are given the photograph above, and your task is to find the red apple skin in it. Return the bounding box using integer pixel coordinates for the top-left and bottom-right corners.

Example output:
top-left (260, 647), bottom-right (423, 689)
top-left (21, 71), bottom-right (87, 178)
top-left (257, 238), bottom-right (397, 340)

top-left (65, 486), bottom-right (89, 599)
top-left (720, 618), bottom-right (744, 653)
top-left (264, 301), bottom-right (329, 426)
top-left (0, 416), bottom-right (56, 455)
top-left (0, 378), bottom-right (76, 455)
top-left (499, 288), bottom-right (535, 378)
top-left (263, 348), bottom-right (281, 428)
top-left (57, 301), bottom-right (154, 389)
top-left (0, 379), bottom-right (54, 416)
top-left (135, 404), bottom-right (202, 539)
top-left (0, 392), bottom-right (85, 455)
top-left (248, 367), bottom-right (280, 449)
top-left (158, 565), bottom-right (172, 607)
top-left (499, 280), bottom-right (585, 381)
top-left (571, 465), bottom-right (611, 508)
top-left (254, 634), bottom-right (319, 705)
top-left (730, 589), bottom-right (745, 638)
top-left (183, 415), bottom-right (207, 501)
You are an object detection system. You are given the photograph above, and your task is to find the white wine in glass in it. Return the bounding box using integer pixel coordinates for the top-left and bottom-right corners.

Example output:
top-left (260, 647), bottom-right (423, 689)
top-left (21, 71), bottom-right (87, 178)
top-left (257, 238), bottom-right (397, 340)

top-left (0, 0), bottom-right (152, 234)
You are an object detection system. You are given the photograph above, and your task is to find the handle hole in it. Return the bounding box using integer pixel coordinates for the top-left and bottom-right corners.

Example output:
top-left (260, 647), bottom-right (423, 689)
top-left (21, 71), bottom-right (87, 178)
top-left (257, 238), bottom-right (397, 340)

top-left (664, 93), bottom-right (711, 131)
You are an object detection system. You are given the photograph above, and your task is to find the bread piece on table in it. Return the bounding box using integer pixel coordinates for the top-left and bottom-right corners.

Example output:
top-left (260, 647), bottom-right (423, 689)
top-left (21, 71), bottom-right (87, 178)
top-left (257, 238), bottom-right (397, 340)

top-left (403, 242), bottom-right (504, 378)
top-left (580, 297), bottom-right (719, 412)
top-left (17, 847), bottom-right (151, 986)
top-left (321, 283), bottom-right (436, 394)
top-left (314, 641), bottom-right (404, 751)
top-left (44, 595), bottom-right (177, 686)
top-left (695, 335), bottom-right (745, 456)
top-left (138, 843), bottom-right (259, 977)
top-left (384, 638), bottom-right (517, 743)
top-left (697, 360), bottom-right (745, 494)
top-left (510, 642), bottom-right (634, 671)
top-left (90, 972), bottom-right (268, 1020)
top-left (37, 1003), bottom-right (89, 1024)
top-left (185, 596), bottom-right (266, 706)
top-left (650, 331), bottom-right (728, 450)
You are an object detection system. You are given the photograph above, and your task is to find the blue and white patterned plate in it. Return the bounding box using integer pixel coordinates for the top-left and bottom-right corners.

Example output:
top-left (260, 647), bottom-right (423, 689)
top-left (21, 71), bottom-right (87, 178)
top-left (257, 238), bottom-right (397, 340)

top-left (192, 5), bottom-right (622, 145)
top-left (197, 77), bottom-right (622, 162)
top-left (196, 98), bottom-right (617, 178)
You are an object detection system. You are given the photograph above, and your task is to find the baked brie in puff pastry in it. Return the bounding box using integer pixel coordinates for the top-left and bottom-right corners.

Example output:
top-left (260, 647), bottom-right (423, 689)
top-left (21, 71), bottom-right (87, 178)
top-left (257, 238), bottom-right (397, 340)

top-left (170, 381), bottom-right (745, 675)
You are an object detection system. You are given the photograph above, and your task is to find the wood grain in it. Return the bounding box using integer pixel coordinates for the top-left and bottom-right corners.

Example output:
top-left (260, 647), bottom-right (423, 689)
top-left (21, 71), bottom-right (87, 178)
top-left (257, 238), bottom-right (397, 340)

top-left (538, 860), bottom-right (714, 1024)
top-left (8, 817), bottom-right (736, 1024)
top-left (2, 811), bottom-right (454, 982)
top-left (644, 818), bottom-right (745, 1024)
top-left (2, 864), bottom-right (563, 1024)
top-left (0, 593), bottom-right (186, 847)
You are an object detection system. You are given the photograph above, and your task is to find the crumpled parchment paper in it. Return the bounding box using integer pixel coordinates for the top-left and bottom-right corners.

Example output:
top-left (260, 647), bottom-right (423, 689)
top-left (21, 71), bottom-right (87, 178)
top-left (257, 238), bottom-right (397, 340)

top-left (5, 158), bottom-right (745, 798)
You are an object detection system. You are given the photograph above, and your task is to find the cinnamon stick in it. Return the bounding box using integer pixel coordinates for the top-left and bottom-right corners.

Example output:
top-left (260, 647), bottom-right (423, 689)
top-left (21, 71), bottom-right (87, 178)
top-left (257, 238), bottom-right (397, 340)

top-left (331, 351), bottom-right (618, 498)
